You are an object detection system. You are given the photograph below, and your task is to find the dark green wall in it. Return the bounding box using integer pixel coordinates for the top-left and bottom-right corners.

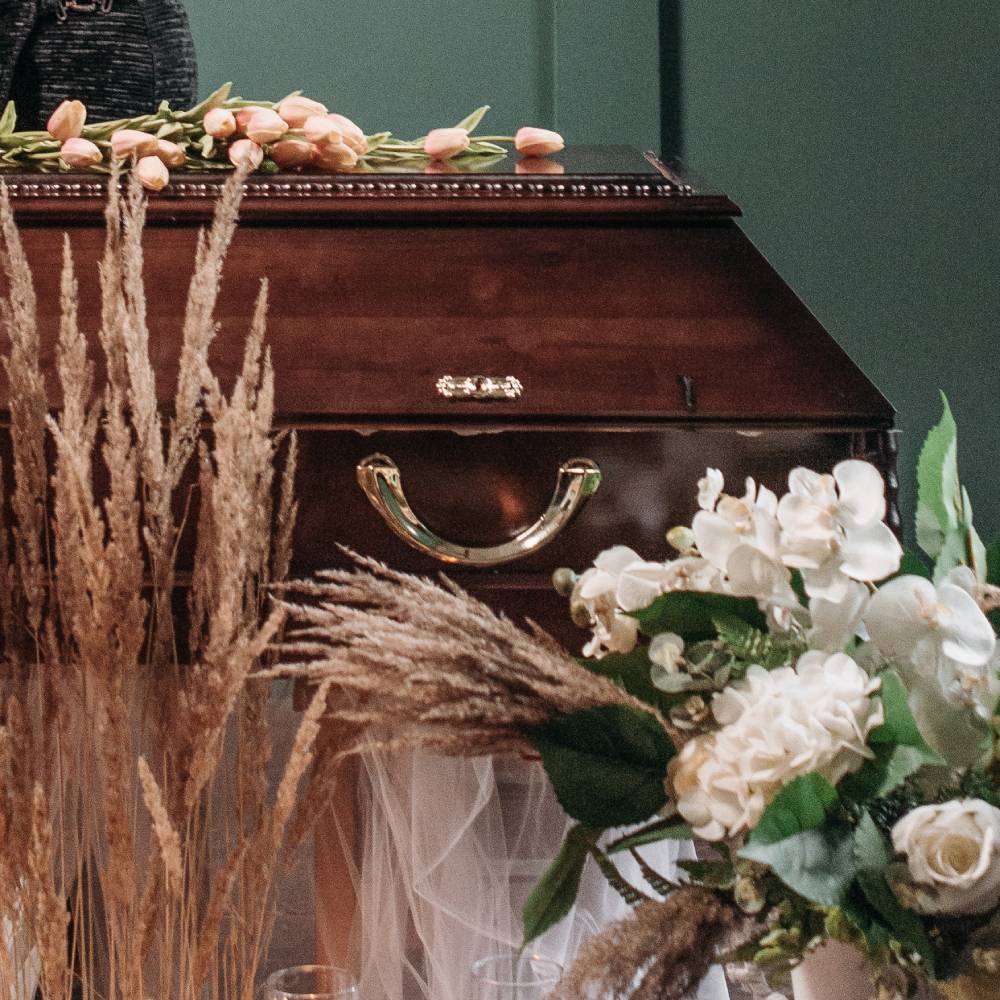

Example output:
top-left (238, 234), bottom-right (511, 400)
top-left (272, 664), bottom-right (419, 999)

top-left (677, 2), bottom-right (1000, 540)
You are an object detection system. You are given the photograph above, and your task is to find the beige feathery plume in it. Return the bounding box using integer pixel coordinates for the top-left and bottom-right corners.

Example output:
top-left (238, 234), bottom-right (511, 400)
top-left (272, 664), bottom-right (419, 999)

top-left (273, 553), bottom-right (669, 758)
top-left (550, 887), bottom-right (759, 1000)
top-left (137, 757), bottom-right (183, 896)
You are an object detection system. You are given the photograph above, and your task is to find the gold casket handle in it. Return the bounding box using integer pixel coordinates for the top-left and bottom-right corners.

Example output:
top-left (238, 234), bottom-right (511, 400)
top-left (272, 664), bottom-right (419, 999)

top-left (356, 453), bottom-right (602, 567)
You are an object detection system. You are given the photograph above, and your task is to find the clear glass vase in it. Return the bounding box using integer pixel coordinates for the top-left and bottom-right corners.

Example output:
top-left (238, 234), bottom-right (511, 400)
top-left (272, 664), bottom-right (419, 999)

top-left (470, 952), bottom-right (563, 1000)
top-left (262, 965), bottom-right (360, 1000)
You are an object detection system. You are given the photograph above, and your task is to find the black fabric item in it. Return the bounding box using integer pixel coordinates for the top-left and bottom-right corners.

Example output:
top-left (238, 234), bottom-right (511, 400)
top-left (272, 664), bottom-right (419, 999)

top-left (0, 0), bottom-right (197, 130)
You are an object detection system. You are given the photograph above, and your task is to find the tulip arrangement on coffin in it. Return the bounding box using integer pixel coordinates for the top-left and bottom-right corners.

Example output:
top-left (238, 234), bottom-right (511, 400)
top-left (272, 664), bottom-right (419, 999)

top-left (274, 396), bottom-right (1000, 1000)
top-left (0, 83), bottom-right (565, 189)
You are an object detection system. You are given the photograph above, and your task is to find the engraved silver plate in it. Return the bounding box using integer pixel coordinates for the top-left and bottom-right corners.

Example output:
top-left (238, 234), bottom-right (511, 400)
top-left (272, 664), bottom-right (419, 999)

top-left (435, 375), bottom-right (523, 401)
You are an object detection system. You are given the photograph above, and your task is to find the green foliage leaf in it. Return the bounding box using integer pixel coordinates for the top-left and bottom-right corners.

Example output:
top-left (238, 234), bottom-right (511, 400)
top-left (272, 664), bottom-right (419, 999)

top-left (894, 548), bottom-right (932, 580)
top-left (987, 539), bottom-right (1000, 586)
top-left (0, 101), bottom-right (16, 136)
top-left (607, 818), bottom-right (694, 855)
top-left (528, 705), bottom-right (674, 829)
top-left (853, 812), bottom-right (940, 973)
top-left (841, 671), bottom-right (943, 803)
top-left (454, 105), bottom-right (490, 133)
top-left (635, 591), bottom-right (766, 642)
top-left (916, 392), bottom-right (959, 560)
top-left (522, 824), bottom-right (594, 945)
top-left (582, 647), bottom-right (673, 714)
top-left (713, 615), bottom-right (798, 669)
top-left (740, 775), bottom-right (855, 906)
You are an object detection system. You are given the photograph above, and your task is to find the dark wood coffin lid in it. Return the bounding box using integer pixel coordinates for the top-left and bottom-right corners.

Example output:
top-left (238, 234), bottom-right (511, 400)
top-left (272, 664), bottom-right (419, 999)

top-left (0, 147), bottom-right (893, 428)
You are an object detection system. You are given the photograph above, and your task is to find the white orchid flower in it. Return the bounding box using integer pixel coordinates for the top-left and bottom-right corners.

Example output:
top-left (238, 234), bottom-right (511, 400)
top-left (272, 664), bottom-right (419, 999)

top-left (864, 573), bottom-right (996, 669)
top-left (778, 460), bottom-right (902, 600)
top-left (697, 468), bottom-right (724, 511)
top-left (808, 579), bottom-right (870, 653)
top-left (574, 546), bottom-right (648, 658)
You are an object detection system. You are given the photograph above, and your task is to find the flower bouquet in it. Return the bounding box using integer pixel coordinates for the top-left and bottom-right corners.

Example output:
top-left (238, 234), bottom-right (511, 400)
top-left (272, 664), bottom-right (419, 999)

top-left (277, 397), bottom-right (1000, 1000)
top-left (0, 82), bottom-right (564, 189)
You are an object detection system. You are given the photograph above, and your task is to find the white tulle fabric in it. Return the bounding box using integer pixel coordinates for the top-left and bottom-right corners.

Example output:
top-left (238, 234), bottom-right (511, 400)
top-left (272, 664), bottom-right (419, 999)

top-left (332, 750), bottom-right (728, 1000)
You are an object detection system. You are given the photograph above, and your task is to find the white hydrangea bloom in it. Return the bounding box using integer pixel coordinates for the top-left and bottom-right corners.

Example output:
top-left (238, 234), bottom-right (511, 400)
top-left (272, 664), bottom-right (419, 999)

top-left (672, 653), bottom-right (883, 840)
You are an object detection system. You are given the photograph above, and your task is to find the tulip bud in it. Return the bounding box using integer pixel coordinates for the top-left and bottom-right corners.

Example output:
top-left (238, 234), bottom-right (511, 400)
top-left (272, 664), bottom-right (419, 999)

top-left (47, 99), bottom-right (87, 141)
top-left (203, 107), bottom-right (237, 138)
top-left (60, 137), bottom-right (103, 168)
top-left (313, 142), bottom-right (359, 171)
top-left (514, 126), bottom-right (565, 157)
top-left (276, 95), bottom-right (329, 128)
top-left (134, 155), bottom-right (169, 192)
top-left (303, 115), bottom-right (342, 146)
top-left (155, 139), bottom-right (186, 168)
top-left (327, 113), bottom-right (367, 155)
top-left (110, 129), bottom-right (158, 159)
top-left (424, 127), bottom-right (470, 161)
top-left (243, 109), bottom-right (289, 145)
top-left (234, 105), bottom-right (268, 132)
top-left (228, 139), bottom-right (264, 171)
top-left (271, 138), bottom-right (315, 169)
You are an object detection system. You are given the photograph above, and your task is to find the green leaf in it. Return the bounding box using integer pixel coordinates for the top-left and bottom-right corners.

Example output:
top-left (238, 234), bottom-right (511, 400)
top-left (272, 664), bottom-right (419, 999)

top-left (454, 105), bottom-right (490, 133)
top-left (0, 101), bottom-right (16, 136)
top-left (677, 859), bottom-right (736, 889)
top-left (522, 824), bottom-right (594, 945)
top-left (739, 775), bottom-right (855, 907)
top-left (581, 647), bottom-right (673, 714)
top-left (893, 548), bottom-right (932, 580)
top-left (528, 705), bottom-right (674, 829)
top-left (607, 818), bottom-right (694, 855)
top-left (635, 591), bottom-right (766, 642)
top-left (176, 82), bottom-right (234, 122)
top-left (853, 812), bottom-right (939, 973)
top-left (987, 539), bottom-right (1000, 586)
top-left (713, 614), bottom-right (798, 669)
top-left (841, 671), bottom-right (943, 803)
top-left (916, 392), bottom-right (959, 559)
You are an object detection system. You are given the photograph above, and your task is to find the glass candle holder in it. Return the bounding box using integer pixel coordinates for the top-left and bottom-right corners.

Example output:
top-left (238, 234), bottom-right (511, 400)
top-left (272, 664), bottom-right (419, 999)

top-left (262, 965), bottom-right (359, 1000)
top-left (470, 952), bottom-right (563, 1000)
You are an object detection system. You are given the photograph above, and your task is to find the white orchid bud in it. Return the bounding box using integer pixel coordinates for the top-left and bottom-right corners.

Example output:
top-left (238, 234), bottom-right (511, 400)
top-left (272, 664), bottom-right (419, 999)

top-left (203, 107), bottom-right (237, 138)
top-left (424, 127), bottom-right (470, 161)
top-left (134, 155), bottom-right (169, 192)
top-left (228, 139), bottom-right (264, 171)
top-left (243, 109), bottom-right (289, 145)
top-left (514, 126), bottom-right (565, 157)
top-left (271, 138), bottom-right (315, 169)
top-left (327, 113), bottom-right (367, 154)
top-left (155, 139), bottom-right (186, 168)
top-left (60, 137), bottom-right (103, 168)
top-left (110, 129), bottom-right (158, 159)
top-left (47, 99), bottom-right (87, 141)
top-left (276, 95), bottom-right (328, 128)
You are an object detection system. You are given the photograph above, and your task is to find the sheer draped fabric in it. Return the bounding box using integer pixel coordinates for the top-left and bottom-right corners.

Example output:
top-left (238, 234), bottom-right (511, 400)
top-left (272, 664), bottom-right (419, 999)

top-left (330, 750), bottom-right (728, 1000)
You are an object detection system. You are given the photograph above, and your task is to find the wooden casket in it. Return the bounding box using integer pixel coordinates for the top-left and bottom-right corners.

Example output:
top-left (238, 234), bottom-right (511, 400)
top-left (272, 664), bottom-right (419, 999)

top-left (1, 147), bottom-right (897, 966)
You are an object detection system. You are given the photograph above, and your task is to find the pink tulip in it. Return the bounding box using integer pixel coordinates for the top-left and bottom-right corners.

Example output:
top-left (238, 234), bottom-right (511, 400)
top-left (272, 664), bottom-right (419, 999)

top-left (234, 105), bottom-right (268, 132)
top-left (313, 142), bottom-right (359, 171)
top-left (271, 138), bottom-right (315, 169)
top-left (110, 129), bottom-right (158, 159)
top-left (203, 107), bottom-right (237, 138)
top-left (424, 127), bottom-right (470, 161)
top-left (514, 127), bottom-right (565, 157)
top-left (47, 99), bottom-right (87, 141)
top-left (244, 109), bottom-right (289, 145)
top-left (276, 95), bottom-right (328, 128)
top-left (134, 155), bottom-right (169, 192)
top-left (303, 115), bottom-right (342, 146)
top-left (228, 139), bottom-right (264, 171)
top-left (327, 113), bottom-right (367, 155)
top-left (60, 137), bottom-right (103, 168)
top-left (155, 139), bottom-right (186, 167)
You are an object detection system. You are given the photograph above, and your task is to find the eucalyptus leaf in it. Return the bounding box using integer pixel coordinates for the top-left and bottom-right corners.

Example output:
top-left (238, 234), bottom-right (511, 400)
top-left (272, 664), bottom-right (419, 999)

top-left (522, 824), bottom-right (594, 945)
top-left (528, 705), bottom-right (674, 829)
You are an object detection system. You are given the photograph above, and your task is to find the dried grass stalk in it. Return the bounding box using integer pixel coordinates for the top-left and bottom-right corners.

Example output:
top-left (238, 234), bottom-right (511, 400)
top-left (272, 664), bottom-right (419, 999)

top-left (273, 552), bottom-right (669, 759)
top-left (549, 886), bottom-right (759, 1000)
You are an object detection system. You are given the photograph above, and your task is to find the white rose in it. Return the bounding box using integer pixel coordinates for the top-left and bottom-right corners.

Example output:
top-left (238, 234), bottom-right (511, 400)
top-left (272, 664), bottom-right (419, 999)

top-left (673, 653), bottom-right (883, 840)
top-left (891, 799), bottom-right (1000, 915)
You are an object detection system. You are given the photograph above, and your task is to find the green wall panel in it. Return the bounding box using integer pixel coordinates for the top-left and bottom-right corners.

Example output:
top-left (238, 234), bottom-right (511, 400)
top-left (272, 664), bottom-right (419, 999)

top-left (187, 1), bottom-right (659, 148)
top-left (679, 1), bottom-right (999, 539)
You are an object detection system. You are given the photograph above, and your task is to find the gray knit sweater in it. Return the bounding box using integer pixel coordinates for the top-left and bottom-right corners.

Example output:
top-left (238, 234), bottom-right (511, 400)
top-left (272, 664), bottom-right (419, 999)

top-left (0, 0), bottom-right (196, 129)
